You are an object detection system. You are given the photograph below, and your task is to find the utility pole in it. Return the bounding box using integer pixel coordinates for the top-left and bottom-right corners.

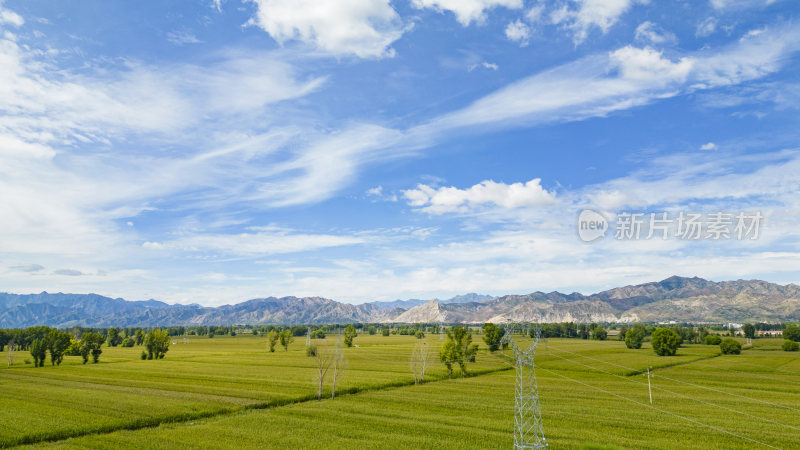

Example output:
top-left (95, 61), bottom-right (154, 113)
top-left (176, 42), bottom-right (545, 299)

top-left (501, 324), bottom-right (547, 449)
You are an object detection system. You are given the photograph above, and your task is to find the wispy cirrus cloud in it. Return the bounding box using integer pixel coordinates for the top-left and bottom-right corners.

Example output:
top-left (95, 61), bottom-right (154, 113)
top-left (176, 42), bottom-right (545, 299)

top-left (411, 0), bottom-right (522, 26)
top-left (9, 264), bottom-right (44, 272)
top-left (422, 23), bottom-right (800, 134)
top-left (166, 30), bottom-right (203, 45)
top-left (550, 0), bottom-right (647, 44)
top-left (634, 21), bottom-right (677, 45)
top-left (1, 2), bottom-right (799, 306)
top-left (710, 0), bottom-right (783, 10)
top-left (143, 226), bottom-right (367, 257)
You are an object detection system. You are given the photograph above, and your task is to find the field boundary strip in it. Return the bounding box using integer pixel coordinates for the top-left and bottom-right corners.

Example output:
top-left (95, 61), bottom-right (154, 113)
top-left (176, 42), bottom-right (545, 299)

top-left (1, 363), bottom-right (513, 448)
top-left (547, 345), bottom-right (800, 414)
top-left (544, 347), bottom-right (800, 434)
top-left (537, 366), bottom-right (780, 449)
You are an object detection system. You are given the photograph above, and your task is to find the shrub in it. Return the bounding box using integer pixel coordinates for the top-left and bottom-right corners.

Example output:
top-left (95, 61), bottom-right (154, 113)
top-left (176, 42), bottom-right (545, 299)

top-left (66, 339), bottom-right (82, 356)
top-left (483, 323), bottom-right (503, 352)
top-left (704, 334), bottom-right (722, 345)
top-left (305, 345), bottom-right (317, 357)
top-left (625, 326), bottom-right (645, 349)
top-left (80, 332), bottom-right (106, 364)
top-left (784, 325), bottom-right (800, 342)
top-left (140, 351), bottom-right (147, 360)
top-left (782, 340), bottom-right (800, 352)
top-left (144, 330), bottom-right (170, 360)
top-left (121, 337), bottom-right (135, 348)
top-left (617, 326), bottom-right (628, 341)
top-left (651, 328), bottom-right (680, 356)
top-left (310, 329), bottom-right (326, 339)
top-left (592, 326), bottom-right (608, 341)
top-left (720, 338), bottom-right (742, 355)
top-left (382, 328), bottom-right (390, 337)
top-left (414, 330), bottom-right (425, 339)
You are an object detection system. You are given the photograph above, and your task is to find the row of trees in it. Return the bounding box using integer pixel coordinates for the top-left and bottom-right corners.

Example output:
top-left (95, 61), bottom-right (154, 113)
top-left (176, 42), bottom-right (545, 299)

top-left (0, 326), bottom-right (175, 367)
top-left (28, 330), bottom-right (105, 366)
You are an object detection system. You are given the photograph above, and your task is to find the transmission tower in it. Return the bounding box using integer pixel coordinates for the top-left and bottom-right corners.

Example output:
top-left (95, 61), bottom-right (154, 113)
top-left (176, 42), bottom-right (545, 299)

top-left (501, 324), bottom-right (547, 449)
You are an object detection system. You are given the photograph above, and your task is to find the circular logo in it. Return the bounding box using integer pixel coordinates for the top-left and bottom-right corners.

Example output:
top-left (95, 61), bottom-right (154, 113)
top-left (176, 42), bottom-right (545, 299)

top-left (577, 209), bottom-right (608, 242)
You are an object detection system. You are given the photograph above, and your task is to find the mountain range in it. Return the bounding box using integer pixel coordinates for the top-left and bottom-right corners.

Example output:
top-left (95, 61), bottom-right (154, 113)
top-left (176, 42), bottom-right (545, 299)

top-left (1, 276), bottom-right (799, 328)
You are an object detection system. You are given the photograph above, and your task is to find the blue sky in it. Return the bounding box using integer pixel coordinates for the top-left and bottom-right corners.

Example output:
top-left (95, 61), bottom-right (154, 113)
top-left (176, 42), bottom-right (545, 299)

top-left (0, 0), bottom-right (799, 306)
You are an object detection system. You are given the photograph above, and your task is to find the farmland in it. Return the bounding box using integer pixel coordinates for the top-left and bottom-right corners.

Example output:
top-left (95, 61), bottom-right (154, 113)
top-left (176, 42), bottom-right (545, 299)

top-left (2, 334), bottom-right (799, 449)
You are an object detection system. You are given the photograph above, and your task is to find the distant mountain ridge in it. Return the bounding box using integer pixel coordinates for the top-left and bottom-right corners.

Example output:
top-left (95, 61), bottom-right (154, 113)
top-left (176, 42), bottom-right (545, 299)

top-left (365, 293), bottom-right (495, 310)
top-left (1, 277), bottom-right (799, 328)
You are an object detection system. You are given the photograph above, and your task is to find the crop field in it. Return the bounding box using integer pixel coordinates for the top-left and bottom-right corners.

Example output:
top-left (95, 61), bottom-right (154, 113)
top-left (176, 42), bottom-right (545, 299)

top-left (2, 335), bottom-right (799, 449)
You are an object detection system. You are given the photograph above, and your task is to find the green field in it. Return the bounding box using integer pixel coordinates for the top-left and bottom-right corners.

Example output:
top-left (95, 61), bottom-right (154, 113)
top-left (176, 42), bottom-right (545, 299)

top-left (2, 335), bottom-right (799, 449)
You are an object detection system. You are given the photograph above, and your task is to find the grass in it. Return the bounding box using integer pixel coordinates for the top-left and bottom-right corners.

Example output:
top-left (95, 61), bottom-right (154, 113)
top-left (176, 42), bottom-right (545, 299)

top-left (3, 335), bottom-right (799, 449)
top-left (0, 334), bottom-right (506, 447)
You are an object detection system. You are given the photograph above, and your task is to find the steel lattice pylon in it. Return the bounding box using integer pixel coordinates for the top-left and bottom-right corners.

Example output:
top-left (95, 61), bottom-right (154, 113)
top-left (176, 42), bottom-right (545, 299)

top-left (501, 325), bottom-right (547, 449)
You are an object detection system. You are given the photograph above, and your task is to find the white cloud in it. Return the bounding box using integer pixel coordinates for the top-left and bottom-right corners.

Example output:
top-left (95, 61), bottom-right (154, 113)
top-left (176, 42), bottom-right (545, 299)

top-left (54, 269), bottom-right (84, 276)
top-left (0, 5), bottom-right (24, 27)
top-left (700, 142), bottom-right (718, 150)
top-left (710, 0), bottom-right (779, 9)
top-left (211, 0), bottom-right (224, 12)
top-left (0, 31), bottom-right (325, 141)
top-left (609, 46), bottom-right (692, 82)
top-left (0, 11), bottom-right (367, 283)
top-left (366, 185), bottom-right (399, 202)
top-left (551, 0), bottom-right (645, 44)
top-left (428, 46), bottom-right (691, 132)
top-left (245, 0), bottom-right (406, 58)
top-left (696, 17), bottom-right (718, 37)
top-left (468, 61), bottom-right (499, 71)
top-left (505, 19), bottom-right (531, 46)
top-left (166, 30), bottom-right (202, 45)
top-left (143, 226), bottom-right (367, 256)
top-left (9, 264), bottom-right (44, 272)
top-left (525, 4), bottom-right (546, 22)
top-left (424, 24), bottom-right (799, 133)
top-left (584, 149), bottom-right (800, 211)
top-left (403, 178), bottom-right (557, 214)
top-left (412, 0), bottom-right (523, 26)
top-left (690, 25), bottom-right (800, 89)
top-left (634, 21), bottom-right (677, 45)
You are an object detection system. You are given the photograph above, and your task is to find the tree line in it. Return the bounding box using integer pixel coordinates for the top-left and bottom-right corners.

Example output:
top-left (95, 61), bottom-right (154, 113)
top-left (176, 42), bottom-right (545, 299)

top-left (0, 326), bottom-right (174, 366)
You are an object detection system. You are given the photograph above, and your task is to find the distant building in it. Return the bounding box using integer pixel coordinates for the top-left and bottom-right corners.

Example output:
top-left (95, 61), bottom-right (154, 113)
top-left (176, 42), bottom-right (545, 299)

top-left (757, 330), bottom-right (783, 337)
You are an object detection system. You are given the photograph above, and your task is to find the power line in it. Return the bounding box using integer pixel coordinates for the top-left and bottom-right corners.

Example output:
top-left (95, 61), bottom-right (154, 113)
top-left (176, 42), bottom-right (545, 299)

top-left (547, 345), bottom-right (800, 414)
top-left (538, 366), bottom-right (779, 449)
top-left (545, 347), bottom-right (800, 433)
